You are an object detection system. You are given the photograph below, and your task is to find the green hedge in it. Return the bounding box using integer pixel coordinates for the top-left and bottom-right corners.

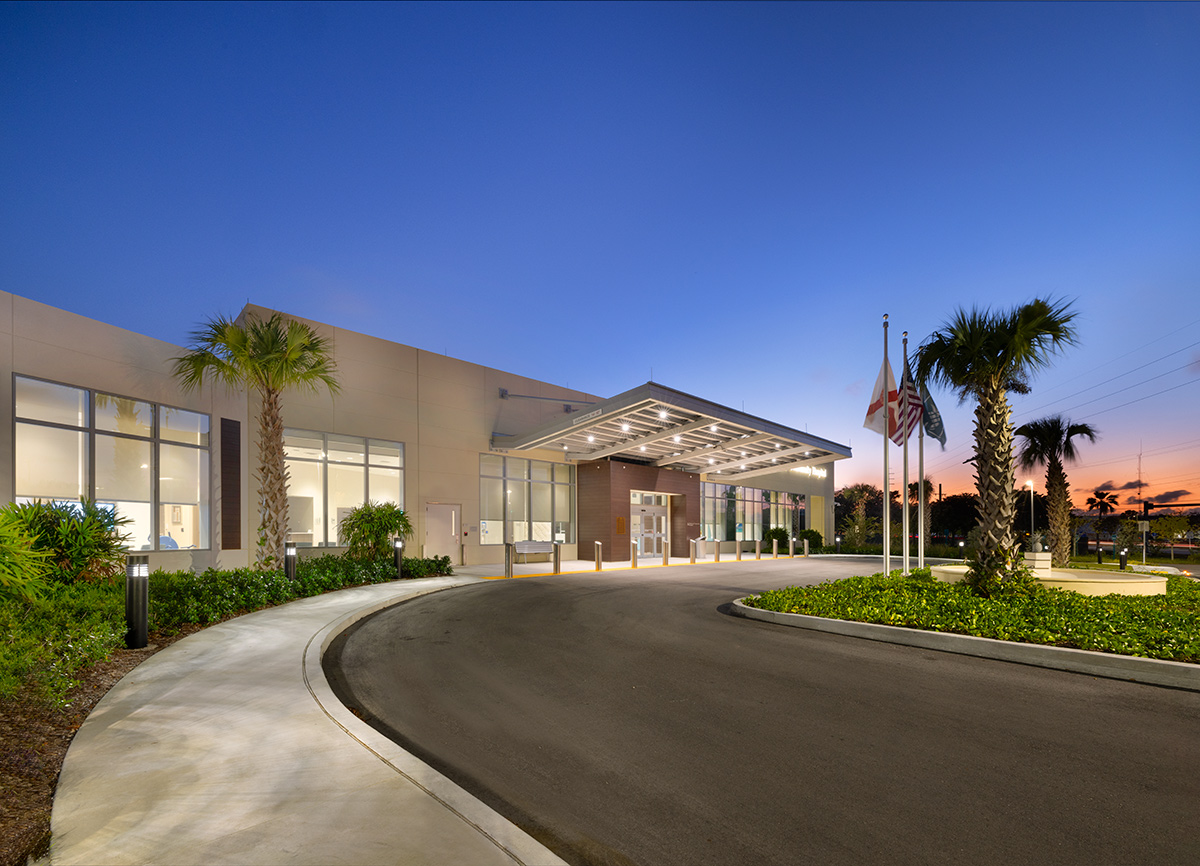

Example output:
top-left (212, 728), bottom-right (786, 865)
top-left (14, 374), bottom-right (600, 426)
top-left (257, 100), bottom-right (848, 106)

top-left (744, 569), bottom-right (1200, 662)
top-left (0, 553), bottom-right (453, 704)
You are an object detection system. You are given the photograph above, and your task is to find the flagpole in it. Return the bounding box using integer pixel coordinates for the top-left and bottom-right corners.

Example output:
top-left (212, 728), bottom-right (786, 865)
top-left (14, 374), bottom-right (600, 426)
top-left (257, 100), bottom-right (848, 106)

top-left (901, 332), bottom-right (910, 576)
top-left (918, 412), bottom-right (926, 571)
top-left (882, 314), bottom-right (890, 577)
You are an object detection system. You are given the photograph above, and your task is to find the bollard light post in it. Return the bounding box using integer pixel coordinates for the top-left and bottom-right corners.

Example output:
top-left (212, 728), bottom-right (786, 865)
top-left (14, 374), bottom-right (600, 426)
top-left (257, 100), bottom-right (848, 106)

top-left (394, 538), bottom-right (404, 580)
top-left (959, 540), bottom-right (965, 561)
top-left (285, 542), bottom-right (297, 582)
top-left (1119, 548), bottom-right (1128, 571)
top-left (835, 536), bottom-right (841, 554)
top-left (125, 555), bottom-right (149, 649)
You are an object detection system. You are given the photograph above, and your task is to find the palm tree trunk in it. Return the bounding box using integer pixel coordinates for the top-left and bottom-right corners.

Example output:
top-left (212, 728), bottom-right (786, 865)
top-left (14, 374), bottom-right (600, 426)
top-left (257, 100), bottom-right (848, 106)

top-left (256, 387), bottom-right (290, 569)
top-left (973, 382), bottom-right (1015, 559)
top-left (1046, 458), bottom-right (1072, 568)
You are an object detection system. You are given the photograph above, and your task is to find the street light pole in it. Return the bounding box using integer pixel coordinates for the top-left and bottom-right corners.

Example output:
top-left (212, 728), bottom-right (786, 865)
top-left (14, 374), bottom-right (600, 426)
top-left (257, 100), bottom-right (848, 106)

top-left (1027, 479), bottom-right (1035, 550)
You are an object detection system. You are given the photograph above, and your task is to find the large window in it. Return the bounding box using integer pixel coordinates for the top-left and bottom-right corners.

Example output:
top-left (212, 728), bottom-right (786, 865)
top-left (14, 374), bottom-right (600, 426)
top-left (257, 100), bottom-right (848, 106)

top-left (283, 430), bottom-right (404, 546)
top-left (479, 455), bottom-right (574, 545)
top-left (701, 482), bottom-right (804, 542)
top-left (14, 375), bottom-right (210, 550)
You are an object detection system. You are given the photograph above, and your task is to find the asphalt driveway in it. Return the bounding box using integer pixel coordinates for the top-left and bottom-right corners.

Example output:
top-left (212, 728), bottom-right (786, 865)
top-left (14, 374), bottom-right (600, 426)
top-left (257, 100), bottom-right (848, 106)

top-left (324, 559), bottom-right (1200, 866)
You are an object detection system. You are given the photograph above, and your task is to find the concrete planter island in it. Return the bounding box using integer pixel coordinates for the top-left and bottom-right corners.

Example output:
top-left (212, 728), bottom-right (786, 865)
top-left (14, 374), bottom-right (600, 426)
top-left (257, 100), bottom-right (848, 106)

top-left (931, 552), bottom-right (1168, 596)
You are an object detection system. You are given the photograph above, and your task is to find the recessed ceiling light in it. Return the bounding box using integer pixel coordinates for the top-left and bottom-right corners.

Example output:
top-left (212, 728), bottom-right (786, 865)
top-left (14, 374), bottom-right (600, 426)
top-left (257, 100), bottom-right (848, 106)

top-left (640, 445), bottom-right (646, 452)
top-left (658, 409), bottom-right (668, 420)
top-left (587, 435), bottom-right (594, 443)
top-left (708, 458), bottom-right (714, 464)
top-left (775, 443), bottom-right (781, 449)
top-left (710, 425), bottom-right (718, 433)
top-left (673, 435), bottom-right (680, 443)
top-left (621, 423), bottom-right (630, 432)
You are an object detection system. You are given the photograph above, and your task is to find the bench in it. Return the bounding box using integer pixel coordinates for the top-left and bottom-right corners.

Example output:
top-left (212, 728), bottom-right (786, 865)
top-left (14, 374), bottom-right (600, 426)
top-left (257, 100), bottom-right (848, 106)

top-left (513, 540), bottom-right (556, 562)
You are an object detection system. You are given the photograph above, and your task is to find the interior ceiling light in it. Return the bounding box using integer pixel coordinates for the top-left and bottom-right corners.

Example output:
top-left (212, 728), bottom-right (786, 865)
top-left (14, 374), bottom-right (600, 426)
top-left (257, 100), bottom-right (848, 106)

top-left (621, 423), bottom-right (630, 432)
top-left (640, 445), bottom-right (646, 452)
top-left (772, 457), bottom-right (777, 463)
top-left (708, 458), bottom-right (715, 464)
top-left (673, 435), bottom-right (681, 443)
top-left (775, 443), bottom-right (781, 449)
top-left (587, 435), bottom-right (595, 443)
top-left (658, 409), bottom-right (668, 420)
top-left (710, 425), bottom-right (718, 433)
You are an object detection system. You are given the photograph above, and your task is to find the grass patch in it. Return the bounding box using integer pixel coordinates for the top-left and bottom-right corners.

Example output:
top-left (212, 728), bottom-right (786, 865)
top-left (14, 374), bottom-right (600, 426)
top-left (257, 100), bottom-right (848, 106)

top-left (743, 569), bottom-right (1200, 663)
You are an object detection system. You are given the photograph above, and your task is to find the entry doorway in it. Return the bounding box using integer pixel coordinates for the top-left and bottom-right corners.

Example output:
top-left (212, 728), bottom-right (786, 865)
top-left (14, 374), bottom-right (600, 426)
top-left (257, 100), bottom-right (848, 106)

top-left (425, 503), bottom-right (461, 562)
top-left (630, 493), bottom-right (669, 559)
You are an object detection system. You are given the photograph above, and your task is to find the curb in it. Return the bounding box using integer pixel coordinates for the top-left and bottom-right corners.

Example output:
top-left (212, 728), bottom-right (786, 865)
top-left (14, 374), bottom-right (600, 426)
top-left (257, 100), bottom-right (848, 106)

top-left (304, 578), bottom-right (569, 866)
top-left (730, 598), bottom-right (1200, 692)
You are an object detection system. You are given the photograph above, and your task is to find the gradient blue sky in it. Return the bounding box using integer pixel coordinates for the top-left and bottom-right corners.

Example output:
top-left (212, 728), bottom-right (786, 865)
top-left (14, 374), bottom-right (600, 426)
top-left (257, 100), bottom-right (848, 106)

top-left (3, 1), bottom-right (1198, 508)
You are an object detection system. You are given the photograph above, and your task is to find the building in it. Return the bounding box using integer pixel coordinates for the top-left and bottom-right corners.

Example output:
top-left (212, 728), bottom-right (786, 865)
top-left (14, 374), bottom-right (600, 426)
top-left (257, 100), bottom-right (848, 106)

top-left (0, 292), bottom-right (851, 572)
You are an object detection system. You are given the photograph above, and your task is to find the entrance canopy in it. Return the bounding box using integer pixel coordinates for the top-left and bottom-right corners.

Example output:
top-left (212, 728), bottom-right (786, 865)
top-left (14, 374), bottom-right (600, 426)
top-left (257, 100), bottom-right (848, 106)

top-left (493, 382), bottom-right (851, 484)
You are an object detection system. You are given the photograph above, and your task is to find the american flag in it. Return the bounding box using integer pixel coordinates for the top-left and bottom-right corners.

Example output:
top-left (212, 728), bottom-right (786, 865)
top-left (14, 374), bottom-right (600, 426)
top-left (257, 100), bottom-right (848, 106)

top-left (890, 358), bottom-right (924, 446)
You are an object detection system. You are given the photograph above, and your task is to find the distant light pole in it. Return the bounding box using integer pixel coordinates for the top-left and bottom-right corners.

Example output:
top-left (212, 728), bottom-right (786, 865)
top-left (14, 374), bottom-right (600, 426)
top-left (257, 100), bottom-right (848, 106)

top-left (1026, 480), bottom-right (1035, 550)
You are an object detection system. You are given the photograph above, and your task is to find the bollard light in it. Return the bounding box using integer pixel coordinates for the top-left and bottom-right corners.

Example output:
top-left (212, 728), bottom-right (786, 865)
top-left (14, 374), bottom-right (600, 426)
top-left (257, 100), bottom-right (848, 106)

top-left (125, 554), bottom-right (149, 649)
top-left (959, 540), bottom-right (965, 561)
top-left (1119, 547), bottom-right (1128, 571)
top-left (394, 538), bottom-right (404, 579)
top-left (835, 535), bottom-right (842, 554)
top-left (284, 543), bottom-right (297, 582)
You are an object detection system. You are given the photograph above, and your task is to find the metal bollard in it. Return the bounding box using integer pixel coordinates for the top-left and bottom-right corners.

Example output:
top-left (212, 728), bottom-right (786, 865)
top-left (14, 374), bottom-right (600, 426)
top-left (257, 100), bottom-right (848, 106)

top-left (662, 542), bottom-right (669, 567)
top-left (553, 542), bottom-right (561, 575)
top-left (773, 539), bottom-right (778, 559)
top-left (595, 541), bottom-right (602, 571)
top-left (715, 542), bottom-right (721, 562)
top-left (125, 555), bottom-right (149, 649)
top-left (505, 543), bottom-right (513, 579)
top-left (755, 540), bottom-right (761, 560)
top-left (736, 542), bottom-right (742, 561)
top-left (631, 541), bottom-right (638, 569)
top-left (803, 539), bottom-right (809, 557)
top-left (789, 537), bottom-right (795, 558)
top-left (690, 539), bottom-right (696, 564)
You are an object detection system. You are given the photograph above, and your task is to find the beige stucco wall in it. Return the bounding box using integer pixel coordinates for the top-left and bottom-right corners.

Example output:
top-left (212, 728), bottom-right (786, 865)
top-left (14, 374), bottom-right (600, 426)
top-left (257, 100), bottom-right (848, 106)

top-left (0, 292), bottom-right (250, 573)
top-left (244, 305), bottom-right (599, 566)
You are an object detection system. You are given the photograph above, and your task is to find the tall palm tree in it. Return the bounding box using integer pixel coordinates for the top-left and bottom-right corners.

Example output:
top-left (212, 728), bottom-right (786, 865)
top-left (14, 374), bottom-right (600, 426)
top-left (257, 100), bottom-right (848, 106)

top-left (1015, 416), bottom-right (1098, 567)
top-left (1086, 490), bottom-right (1119, 517)
top-left (914, 298), bottom-right (1078, 567)
top-left (172, 312), bottom-right (340, 569)
top-left (839, 483), bottom-right (879, 547)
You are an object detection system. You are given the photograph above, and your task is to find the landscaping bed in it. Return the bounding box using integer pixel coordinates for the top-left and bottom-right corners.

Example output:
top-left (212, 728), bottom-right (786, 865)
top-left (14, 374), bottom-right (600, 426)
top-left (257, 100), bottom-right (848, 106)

top-left (0, 553), bottom-right (453, 866)
top-left (743, 568), bottom-right (1200, 662)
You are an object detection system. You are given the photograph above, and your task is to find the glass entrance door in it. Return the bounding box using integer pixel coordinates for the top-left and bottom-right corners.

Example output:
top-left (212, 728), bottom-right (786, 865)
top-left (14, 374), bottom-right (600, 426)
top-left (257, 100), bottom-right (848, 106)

top-left (630, 492), bottom-right (669, 559)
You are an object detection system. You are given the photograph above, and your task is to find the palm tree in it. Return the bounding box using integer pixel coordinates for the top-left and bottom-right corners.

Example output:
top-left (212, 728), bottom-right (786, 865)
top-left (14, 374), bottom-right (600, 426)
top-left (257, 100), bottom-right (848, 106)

top-left (908, 477), bottom-right (935, 548)
top-left (839, 483), bottom-right (879, 547)
top-left (914, 298), bottom-right (1078, 568)
top-left (172, 312), bottom-right (340, 569)
top-left (1015, 416), bottom-right (1097, 567)
top-left (1086, 490), bottom-right (1119, 517)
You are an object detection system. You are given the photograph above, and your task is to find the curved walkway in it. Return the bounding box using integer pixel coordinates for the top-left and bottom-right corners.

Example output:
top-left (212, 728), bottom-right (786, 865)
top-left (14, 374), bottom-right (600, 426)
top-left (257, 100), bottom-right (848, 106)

top-left (50, 576), bottom-right (567, 866)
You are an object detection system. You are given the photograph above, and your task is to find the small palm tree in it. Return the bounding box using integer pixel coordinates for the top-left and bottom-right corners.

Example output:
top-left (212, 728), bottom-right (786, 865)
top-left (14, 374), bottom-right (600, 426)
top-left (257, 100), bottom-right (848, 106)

top-left (908, 477), bottom-right (935, 547)
top-left (1086, 490), bottom-right (1119, 517)
top-left (172, 312), bottom-right (340, 569)
top-left (1016, 416), bottom-right (1097, 567)
top-left (839, 483), bottom-right (879, 547)
top-left (914, 299), bottom-right (1078, 572)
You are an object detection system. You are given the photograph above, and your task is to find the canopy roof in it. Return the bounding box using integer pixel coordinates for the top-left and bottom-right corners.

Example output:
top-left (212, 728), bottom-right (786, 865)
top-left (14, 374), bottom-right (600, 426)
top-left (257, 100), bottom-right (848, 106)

top-left (493, 382), bottom-right (851, 483)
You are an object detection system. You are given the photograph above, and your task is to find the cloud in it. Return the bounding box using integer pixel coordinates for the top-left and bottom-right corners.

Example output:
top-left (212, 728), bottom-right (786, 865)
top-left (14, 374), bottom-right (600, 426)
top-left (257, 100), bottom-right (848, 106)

top-left (1114, 480), bottom-right (1146, 491)
top-left (1152, 489), bottom-right (1193, 503)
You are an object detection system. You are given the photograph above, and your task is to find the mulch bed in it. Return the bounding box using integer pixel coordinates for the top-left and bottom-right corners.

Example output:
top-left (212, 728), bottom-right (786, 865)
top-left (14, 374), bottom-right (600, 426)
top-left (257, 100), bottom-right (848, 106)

top-left (0, 626), bottom-right (204, 866)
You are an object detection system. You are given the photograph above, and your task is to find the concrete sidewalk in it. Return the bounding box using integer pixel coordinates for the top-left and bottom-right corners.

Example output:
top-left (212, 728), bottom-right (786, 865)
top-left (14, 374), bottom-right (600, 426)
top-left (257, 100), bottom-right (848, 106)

top-left (50, 576), bottom-right (568, 866)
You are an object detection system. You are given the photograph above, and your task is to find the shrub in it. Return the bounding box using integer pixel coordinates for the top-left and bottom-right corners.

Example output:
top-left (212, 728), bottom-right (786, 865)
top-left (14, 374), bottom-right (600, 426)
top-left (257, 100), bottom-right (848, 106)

top-left (762, 527), bottom-right (790, 550)
top-left (797, 528), bottom-right (824, 549)
top-left (0, 511), bottom-right (50, 602)
top-left (338, 501), bottom-right (413, 561)
top-left (6, 498), bottom-right (131, 584)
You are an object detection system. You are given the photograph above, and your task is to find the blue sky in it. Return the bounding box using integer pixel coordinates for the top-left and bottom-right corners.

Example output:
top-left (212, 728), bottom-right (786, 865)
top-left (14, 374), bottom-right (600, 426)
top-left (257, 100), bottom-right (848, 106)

top-left (3, 1), bottom-right (1198, 508)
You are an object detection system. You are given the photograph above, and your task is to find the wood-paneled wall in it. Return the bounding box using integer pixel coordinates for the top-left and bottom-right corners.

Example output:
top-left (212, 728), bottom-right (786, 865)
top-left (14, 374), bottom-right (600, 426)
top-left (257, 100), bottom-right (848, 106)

top-left (576, 459), bottom-right (701, 562)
